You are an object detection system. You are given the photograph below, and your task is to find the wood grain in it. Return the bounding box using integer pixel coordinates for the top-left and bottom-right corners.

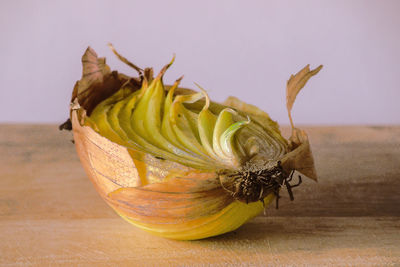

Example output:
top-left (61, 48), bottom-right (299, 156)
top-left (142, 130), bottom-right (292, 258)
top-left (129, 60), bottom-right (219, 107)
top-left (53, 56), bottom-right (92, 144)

top-left (0, 125), bottom-right (399, 266)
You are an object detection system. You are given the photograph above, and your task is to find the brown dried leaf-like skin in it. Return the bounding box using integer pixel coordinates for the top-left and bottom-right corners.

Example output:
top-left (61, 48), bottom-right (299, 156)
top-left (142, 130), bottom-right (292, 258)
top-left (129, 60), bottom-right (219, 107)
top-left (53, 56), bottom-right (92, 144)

top-left (71, 47), bottom-right (141, 116)
top-left (281, 128), bottom-right (317, 181)
top-left (286, 64), bottom-right (323, 128)
top-left (284, 64), bottom-right (322, 180)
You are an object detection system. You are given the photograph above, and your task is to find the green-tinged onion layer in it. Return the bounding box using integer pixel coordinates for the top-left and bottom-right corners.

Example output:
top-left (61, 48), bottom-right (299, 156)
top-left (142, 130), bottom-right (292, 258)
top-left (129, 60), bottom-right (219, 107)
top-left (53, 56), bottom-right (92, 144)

top-left (89, 68), bottom-right (288, 171)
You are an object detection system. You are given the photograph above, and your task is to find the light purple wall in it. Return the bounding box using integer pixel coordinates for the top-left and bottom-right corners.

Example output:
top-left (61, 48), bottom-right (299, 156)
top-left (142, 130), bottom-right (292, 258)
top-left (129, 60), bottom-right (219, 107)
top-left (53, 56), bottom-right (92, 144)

top-left (1, 0), bottom-right (399, 124)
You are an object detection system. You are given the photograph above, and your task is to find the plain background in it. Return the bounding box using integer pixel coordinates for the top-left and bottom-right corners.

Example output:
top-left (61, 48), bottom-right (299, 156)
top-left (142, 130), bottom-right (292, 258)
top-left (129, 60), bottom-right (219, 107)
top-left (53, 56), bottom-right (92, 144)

top-left (0, 0), bottom-right (399, 125)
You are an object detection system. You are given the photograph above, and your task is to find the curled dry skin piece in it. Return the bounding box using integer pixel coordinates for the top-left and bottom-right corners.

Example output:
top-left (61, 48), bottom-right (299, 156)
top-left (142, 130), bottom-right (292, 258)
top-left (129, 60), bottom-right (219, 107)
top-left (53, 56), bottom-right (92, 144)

top-left (63, 45), bottom-right (322, 240)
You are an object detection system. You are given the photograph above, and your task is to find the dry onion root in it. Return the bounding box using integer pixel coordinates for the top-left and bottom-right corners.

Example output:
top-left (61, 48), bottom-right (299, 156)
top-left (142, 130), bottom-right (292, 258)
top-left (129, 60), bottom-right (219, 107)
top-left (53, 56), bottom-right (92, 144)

top-left (60, 45), bottom-right (322, 240)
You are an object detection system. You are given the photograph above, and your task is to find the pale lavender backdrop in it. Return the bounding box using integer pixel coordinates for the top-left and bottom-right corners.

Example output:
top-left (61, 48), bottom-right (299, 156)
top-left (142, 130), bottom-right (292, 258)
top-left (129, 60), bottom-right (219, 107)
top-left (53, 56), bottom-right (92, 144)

top-left (0, 0), bottom-right (399, 124)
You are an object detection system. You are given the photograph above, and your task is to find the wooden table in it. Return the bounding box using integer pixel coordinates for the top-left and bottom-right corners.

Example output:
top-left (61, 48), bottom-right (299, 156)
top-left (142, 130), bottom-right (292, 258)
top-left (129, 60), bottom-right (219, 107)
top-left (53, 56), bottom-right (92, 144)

top-left (0, 125), bottom-right (399, 266)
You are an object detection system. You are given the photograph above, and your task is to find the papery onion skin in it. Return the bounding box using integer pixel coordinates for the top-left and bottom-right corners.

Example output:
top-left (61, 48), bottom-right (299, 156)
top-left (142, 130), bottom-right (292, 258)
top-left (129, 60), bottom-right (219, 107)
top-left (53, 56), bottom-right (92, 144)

top-left (64, 46), bottom-right (322, 240)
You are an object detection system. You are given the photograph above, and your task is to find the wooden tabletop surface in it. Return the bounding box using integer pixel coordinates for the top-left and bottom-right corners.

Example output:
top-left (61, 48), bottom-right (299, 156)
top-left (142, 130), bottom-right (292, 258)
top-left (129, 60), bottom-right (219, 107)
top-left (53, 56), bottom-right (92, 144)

top-left (0, 124), bottom-right (399, 266)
